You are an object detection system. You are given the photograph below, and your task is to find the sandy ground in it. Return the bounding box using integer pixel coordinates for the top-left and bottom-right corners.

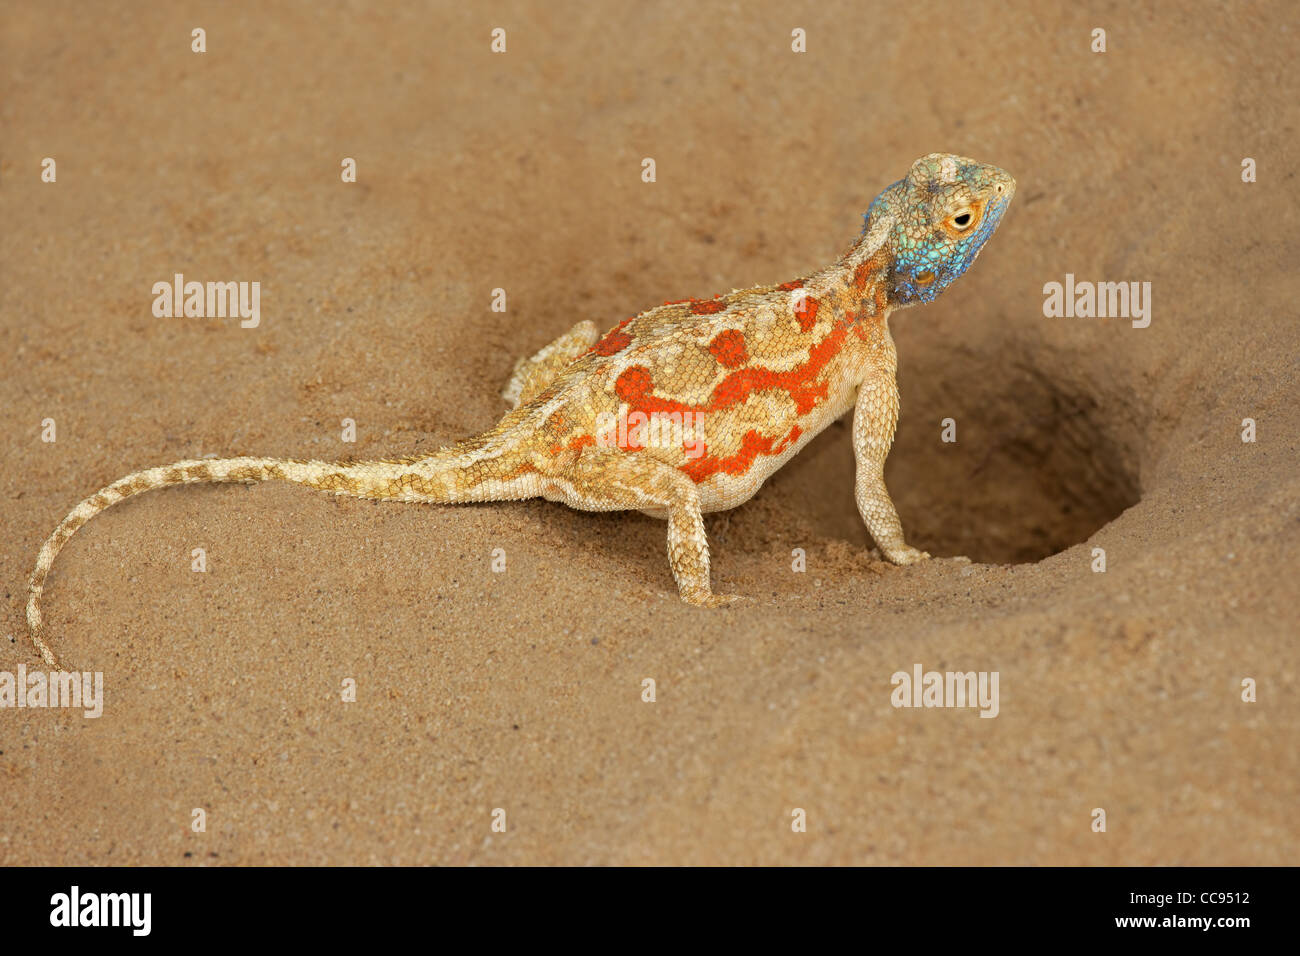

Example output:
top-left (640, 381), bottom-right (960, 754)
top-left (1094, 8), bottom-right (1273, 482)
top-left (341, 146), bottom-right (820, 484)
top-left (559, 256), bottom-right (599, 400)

top-left (1, 1), bottom-right (1296, 865)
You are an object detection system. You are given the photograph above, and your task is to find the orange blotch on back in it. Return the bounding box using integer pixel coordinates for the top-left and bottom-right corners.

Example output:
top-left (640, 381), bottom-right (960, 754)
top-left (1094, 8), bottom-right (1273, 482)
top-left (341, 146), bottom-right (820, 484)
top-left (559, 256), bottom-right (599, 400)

top-left (592, 318), bottom-right (634, 356)
top-left (690, 298), bottom-right (726, 315)
top-left (794, 295), bottom-right (820, 332)
top-left (707, 329), bottom-right (749, 369)
top-left (615, 314), bottom-right (842, 422)
top-left (614, 365), bottom-right (656, 404)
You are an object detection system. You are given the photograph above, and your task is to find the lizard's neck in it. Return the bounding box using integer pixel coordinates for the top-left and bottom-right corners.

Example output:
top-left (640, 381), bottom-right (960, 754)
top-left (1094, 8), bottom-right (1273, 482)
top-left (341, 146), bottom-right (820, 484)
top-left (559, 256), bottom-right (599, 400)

top-left (790, 221), bottom-right (899, 406)
top-left (813, 221), bottom-right (896, 323)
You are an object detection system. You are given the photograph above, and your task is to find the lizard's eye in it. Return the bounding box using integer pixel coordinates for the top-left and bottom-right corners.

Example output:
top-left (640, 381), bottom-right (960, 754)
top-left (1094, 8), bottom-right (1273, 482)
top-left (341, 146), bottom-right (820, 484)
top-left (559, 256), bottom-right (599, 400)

top-left (942, 204), bottom-right (981, 237)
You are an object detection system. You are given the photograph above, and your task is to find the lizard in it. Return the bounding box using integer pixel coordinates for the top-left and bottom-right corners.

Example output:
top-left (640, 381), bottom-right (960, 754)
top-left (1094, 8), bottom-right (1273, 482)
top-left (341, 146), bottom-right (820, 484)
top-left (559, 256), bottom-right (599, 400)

top-left (25, 153), bottom-right (1015, 667)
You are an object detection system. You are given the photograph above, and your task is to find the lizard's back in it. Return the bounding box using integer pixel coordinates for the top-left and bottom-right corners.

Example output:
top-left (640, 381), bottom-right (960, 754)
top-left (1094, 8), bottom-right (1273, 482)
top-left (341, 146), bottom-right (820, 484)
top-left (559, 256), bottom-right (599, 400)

top-left (513, 265), bottom-right (891, 513)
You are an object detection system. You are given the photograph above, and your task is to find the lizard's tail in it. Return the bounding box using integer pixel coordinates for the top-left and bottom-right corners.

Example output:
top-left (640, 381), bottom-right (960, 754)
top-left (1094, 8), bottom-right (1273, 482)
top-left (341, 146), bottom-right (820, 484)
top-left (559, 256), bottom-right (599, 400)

top-left (27, 448), bottom-right (534, 667)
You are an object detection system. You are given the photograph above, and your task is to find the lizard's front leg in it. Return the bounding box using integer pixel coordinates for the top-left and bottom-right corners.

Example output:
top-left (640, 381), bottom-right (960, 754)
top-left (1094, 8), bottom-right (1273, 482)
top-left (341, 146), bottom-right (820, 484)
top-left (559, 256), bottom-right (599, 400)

top-left (852, 371), bottom-right (931, 564)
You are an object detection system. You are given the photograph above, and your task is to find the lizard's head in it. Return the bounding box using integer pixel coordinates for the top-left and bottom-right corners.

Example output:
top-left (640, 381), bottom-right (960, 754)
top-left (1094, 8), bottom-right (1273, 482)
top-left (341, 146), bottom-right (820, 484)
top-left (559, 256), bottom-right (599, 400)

top-left (865, 153), bottom-right (1016, 306)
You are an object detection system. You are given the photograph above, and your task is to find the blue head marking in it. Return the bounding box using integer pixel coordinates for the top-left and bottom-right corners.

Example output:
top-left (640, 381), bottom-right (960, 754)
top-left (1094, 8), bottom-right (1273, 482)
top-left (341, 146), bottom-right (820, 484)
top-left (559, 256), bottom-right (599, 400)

top-left (862, 154), bottom-right (1016, 307)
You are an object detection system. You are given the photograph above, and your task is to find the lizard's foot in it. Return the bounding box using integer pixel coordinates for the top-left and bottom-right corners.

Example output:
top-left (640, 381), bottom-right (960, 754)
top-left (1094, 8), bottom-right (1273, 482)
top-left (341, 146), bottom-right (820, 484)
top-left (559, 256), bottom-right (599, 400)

top-left (882, 545), bottom-right (931, 565)
top-left (681, 587), bottom-right (742, 608)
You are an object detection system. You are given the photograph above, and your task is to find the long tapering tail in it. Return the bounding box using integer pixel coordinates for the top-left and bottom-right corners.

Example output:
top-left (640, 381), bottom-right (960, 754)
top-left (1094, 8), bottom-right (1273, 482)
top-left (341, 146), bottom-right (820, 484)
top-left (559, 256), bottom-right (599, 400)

top-left (27, 447), bottom-right (539, 667)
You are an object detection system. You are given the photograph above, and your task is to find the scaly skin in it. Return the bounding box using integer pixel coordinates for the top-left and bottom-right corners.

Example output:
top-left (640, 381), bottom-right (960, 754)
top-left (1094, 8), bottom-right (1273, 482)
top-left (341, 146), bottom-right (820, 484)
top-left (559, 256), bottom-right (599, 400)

top-left (26, 153), bottom-right (1015, 666)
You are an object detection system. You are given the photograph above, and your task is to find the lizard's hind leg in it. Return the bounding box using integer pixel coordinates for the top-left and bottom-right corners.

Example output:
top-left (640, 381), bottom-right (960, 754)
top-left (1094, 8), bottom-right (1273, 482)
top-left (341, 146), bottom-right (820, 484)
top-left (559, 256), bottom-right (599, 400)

top-left (502, 320), bottom-right (599, 409)
top-left (543, 450), bottom-right (740, 608)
